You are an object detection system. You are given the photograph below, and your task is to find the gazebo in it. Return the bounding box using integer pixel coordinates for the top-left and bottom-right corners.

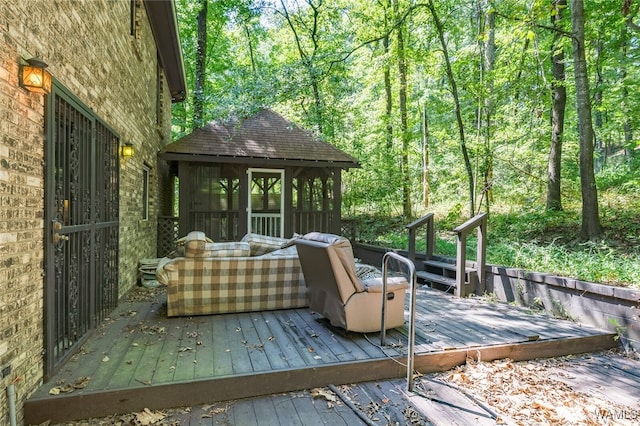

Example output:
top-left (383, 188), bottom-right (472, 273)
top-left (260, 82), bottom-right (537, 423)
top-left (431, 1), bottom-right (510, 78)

top-left (157, 109), bottom-right (359, 250)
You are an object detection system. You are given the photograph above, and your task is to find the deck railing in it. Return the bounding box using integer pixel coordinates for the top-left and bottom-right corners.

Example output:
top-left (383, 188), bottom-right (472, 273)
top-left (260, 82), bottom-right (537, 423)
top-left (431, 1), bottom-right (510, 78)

top-left (407, 212), bottom-right (487, 296)
top-left (250, 213), bottom-right (282, 237)
top-left (294, 210), bottom-right (332, 235)
top-left (453, 213), bottom-right (487, 295)
top-left (191, 211), bottom-right (240, 241)
top-left (406, 212), bottom-right (435, 262)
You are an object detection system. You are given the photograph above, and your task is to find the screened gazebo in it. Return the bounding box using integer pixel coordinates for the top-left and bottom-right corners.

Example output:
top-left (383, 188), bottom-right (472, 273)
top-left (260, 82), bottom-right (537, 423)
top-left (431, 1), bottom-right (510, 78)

top-left (157, 109), bottom-right (359, 251)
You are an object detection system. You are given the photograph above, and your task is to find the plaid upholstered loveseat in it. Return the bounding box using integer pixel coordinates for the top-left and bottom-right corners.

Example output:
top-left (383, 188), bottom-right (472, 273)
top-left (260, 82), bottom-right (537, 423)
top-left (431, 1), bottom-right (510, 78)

top-left (156, 232), bottom-right (307, 317)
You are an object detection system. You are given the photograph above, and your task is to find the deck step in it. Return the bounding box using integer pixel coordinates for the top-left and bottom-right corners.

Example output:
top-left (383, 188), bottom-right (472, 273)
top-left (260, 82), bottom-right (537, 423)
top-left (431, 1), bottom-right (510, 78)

top-left (416, 271), bottom-right (459, 288)
top-left (423, 259), bottom-right (475, 274)
top-left (417, 260), bottom-right (478, 296)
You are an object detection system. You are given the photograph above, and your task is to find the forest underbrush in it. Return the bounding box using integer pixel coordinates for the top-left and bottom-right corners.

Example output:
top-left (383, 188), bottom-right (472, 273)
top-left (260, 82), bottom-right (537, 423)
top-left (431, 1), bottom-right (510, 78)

top-left (346, 190), bottom-right (640, 290)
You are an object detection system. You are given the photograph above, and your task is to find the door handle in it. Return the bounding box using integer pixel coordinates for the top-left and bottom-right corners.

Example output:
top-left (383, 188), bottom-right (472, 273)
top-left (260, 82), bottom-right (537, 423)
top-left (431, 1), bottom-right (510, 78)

top-left (53, 220), bottom-right (69, 243)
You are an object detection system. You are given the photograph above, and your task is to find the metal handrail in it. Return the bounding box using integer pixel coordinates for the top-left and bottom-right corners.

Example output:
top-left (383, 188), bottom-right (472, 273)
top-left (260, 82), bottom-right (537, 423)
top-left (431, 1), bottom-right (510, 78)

top-left (381, 251), bottom-right (418, 392)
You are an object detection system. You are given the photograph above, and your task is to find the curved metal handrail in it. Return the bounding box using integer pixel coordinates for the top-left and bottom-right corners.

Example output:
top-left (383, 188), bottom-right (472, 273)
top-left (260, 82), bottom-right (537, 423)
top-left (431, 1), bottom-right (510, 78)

top-left (381, 251), bottom-right (418, 391)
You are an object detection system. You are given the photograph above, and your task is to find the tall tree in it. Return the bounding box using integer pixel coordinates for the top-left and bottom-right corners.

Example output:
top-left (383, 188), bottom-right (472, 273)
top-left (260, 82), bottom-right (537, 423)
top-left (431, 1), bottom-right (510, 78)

top-left (393, 0), bottom-right (412, 218)
top-left (422, 105), bottom-right (430, 207)
top-left (383, 0), bottom-right (393, 151)
top-left (279, 0), bottom-right (326, 134)
top-left (570, 0), bottom-right (603, 240)
top-left (621, 1), bottom-right (635, 154)
top-left (193, 0), bottom-right (208, 129)
top-left (427, 0), bottom-right (475, 216)
top-left (593, 35), bottom-right (605, 171)
top-left (546, 0), bottom-right (567, 211)
top-left (478, 0), bottom-right (496, 213)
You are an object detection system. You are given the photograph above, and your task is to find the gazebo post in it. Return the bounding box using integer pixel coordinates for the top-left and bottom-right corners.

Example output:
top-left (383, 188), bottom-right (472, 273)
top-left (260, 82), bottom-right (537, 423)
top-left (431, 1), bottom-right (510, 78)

top-left (284, 168), bottom-right (294, 237)
top-left (238, 166), bottom-right (249, 238)
top-left (331, 170), bottom-right (342, 235)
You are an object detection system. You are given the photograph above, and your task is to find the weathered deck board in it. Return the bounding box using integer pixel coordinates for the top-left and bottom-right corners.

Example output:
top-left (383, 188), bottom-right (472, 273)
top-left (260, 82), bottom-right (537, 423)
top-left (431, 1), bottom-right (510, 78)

top-left (25, 285), bottom-right (618, 424)
top-left (260, 309), bottom-right (307, 368)
top-left (549, 352), bottom-right (640, 408)
top-left (193, 315), bottom-right (216, 378)
top-left (406, 378), bottom-right (500, 425)
top-left (211, 313), bottom-right (235, 376)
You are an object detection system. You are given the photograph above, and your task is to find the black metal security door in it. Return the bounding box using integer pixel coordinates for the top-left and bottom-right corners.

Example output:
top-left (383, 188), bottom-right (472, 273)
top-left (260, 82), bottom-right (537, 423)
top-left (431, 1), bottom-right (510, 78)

top-left (44, 85), bottom-right (120, 376)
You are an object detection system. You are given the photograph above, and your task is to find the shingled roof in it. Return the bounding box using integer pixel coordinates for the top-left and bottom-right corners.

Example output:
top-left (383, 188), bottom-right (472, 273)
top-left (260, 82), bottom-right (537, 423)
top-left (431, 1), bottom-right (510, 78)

top-left (159, 109), bottom-right (359, 169)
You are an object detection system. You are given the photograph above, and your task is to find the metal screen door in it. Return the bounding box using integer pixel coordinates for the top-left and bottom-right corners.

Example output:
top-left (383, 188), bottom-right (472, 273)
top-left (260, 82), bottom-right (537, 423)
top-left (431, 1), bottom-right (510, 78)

top-left (247, 168), bottom-right (284, 238)
top-left (44, 85), bottom-right (120, 376)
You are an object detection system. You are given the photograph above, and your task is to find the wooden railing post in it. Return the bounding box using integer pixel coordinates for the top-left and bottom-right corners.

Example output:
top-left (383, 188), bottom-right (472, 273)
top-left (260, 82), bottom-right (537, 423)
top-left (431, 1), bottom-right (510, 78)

top-left (456, 232), bottom-right (467, 298)
top-left (408, 227), bottom-right (417, 263)
top-left (406, 213), bottom-right (434, 264)
top-left (453, 213), bottom-right (487, 297)
top-left (426, 217), bottom-right (434, 261)
top-left (476, 214), bottom-right (487, 294)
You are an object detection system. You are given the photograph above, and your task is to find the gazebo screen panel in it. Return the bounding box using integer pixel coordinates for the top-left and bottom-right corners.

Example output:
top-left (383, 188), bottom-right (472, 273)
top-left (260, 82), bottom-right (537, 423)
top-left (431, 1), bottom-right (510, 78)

top-left (292, 172), bottom-right (334, 235)
top-left (187, 164), bottom-right (240, 241)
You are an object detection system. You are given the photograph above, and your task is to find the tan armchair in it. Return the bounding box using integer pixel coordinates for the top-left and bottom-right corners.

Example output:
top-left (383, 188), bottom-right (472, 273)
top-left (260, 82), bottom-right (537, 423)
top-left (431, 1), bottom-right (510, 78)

top-left (294, 232), bottom-right (408, 333)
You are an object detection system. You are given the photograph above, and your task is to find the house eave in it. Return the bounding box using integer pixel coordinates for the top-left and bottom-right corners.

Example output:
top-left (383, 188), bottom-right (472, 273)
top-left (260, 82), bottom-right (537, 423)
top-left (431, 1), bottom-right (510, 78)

top-left (144, 0), bottom-right (187, 103)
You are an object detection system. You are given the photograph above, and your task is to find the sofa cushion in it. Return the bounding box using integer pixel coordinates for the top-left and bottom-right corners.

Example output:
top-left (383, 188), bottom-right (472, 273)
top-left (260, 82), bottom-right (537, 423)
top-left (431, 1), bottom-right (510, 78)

top-left (240, 233), bottom-right (289, 256)
top-left (184, 231), bottom-right (251, 258)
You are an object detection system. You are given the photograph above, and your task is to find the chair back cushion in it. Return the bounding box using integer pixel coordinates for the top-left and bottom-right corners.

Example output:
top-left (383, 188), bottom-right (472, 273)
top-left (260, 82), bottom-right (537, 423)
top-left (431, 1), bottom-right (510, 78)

top-left (301, 232), bottom-right (363, 292)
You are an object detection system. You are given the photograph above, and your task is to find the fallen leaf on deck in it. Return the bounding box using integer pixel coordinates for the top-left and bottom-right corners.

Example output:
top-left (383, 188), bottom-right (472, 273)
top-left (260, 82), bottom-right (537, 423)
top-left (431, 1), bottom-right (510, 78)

top-left (135, 408), bottom-right (165, 425)
top-left (311, 388), bottom-right (337, 402)
top-left (48, 376), bottom-right (90, 395)
top-left (102, 355), bottom-right (110, 362)
top-left (73, 376), bottom-right (91, 389)
top-left (48, 383), bottom-right (74, 394)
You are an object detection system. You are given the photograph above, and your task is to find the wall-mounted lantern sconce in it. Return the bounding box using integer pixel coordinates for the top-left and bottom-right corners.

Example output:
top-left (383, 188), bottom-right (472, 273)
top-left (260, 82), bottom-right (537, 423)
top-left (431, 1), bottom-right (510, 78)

top-left (121, 141), bottom-right (135, 158)
top-left (19, 56), bottom-right (52, 94)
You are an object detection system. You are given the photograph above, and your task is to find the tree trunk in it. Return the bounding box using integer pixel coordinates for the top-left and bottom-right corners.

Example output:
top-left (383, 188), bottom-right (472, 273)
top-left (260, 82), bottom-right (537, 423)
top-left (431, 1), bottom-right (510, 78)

top-left (422, 106), bottom-right (430, 208)
top-left (546, 0), bottom-right (567, 211)
top-left (280, 0), bottom-right (324, 134)
top-left (571, 0), bottom-right (603, 240)
top-left (244, 23), bottom-right (257, 75)
top-left (619, 21), bottom-right (634, 156)
top-left (193, 0), bottom-right (208, 129)
top-left (427, 0), bottom-right (475, 216)
top-left (593, 38), bottom-right (605, 172)
top-left (480, 1), bottom-right (495, 213)
top-left (383, 32), bottom-right (393, 151)
top-left (393, 0), bottom-right (411, 218)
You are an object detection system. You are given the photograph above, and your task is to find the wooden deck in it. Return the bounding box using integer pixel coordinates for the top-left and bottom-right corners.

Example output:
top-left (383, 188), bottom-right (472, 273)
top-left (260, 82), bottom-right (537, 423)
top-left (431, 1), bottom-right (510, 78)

top-left (25, 285), bottom-right (618, 424)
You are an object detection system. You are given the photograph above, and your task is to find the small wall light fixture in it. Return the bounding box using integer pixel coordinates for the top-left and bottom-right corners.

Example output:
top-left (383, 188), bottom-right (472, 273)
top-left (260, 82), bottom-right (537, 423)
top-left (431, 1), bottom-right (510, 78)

top-left (121, 141), bottom-right (135, 158)
top-left (19, 56), bottom-right (52, 94)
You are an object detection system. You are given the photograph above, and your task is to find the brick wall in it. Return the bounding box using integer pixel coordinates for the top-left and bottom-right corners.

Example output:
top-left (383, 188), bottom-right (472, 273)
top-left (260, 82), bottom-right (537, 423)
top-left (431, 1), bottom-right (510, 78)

top-left (0, 1), bottom-right (174, 423)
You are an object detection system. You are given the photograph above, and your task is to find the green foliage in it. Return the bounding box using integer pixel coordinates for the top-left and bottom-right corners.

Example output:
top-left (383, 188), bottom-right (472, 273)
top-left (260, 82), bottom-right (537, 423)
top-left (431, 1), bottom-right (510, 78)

top-left (170, 0), bottom-right (640, 287)
top-left (349, 202), bottom-right (640, 289)
top-left (596, 158), bottom-right (640, 194)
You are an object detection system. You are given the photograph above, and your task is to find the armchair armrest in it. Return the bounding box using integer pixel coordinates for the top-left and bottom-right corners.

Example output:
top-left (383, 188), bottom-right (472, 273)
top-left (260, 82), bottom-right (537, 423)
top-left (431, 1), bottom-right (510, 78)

top-left (361, 276), bottom-right (409, 293)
